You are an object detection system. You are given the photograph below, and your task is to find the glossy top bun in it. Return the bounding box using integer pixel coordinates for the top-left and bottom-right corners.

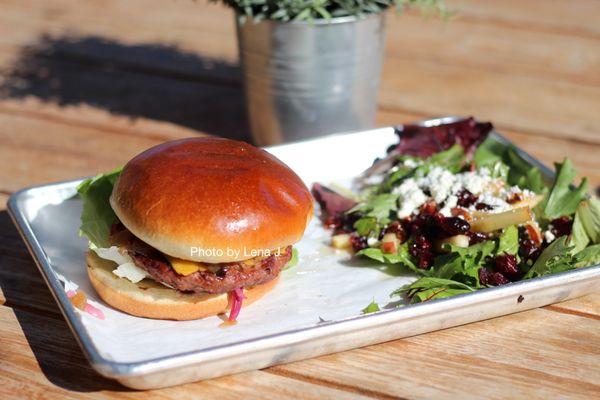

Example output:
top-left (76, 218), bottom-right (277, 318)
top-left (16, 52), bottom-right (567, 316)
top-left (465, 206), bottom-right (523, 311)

top-left (110, 137), bottom-right (313, 263)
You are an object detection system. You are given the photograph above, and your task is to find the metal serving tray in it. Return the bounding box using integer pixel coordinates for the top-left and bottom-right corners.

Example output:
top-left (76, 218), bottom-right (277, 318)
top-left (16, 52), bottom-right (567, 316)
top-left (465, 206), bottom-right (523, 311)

top-left (8, 117), bottom-right (600, 389)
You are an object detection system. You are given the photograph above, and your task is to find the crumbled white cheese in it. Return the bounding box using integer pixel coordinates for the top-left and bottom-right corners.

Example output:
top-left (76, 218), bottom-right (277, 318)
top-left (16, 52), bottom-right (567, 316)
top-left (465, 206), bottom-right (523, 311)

top-left (418, 167), bottom-right (455, 204)
top-left (402, 158), bottom-right (419, 168)
top-left (367, 237), bottom-right (380, 247)
top-left (391, 165), bottom-right (517, 218)
top-left (475, 192), bottom-right (511, 213)
top-left (440, 194), bottom-right (458, 217)
top-left (544, 230), bottom-right (556, 243)
top-left (456, 171), bottom-right (487, 195)
top-left (92, 245), bottom-right (149, 283)
top-left (394, 178), bottom-right (429, 218)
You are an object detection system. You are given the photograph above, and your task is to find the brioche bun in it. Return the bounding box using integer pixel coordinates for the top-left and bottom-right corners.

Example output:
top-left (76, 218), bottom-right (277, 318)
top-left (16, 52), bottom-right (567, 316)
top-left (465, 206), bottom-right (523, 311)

top-left (86, 251), bottom-right (278, 320)
top-left (110, 137), bottom-right (313, 263)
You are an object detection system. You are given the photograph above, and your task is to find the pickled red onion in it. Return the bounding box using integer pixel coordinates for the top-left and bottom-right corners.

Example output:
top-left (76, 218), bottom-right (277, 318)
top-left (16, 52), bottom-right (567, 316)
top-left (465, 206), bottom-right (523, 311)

top-left (228, 287), bottom-right (245, 322)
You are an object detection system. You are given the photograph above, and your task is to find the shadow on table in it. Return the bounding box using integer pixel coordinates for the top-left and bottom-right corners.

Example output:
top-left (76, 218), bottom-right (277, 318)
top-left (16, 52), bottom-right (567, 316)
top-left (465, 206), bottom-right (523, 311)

top-left (0, 34), bottom-right (251, 142)
top-left (0, 210), bottom-right (128, 392)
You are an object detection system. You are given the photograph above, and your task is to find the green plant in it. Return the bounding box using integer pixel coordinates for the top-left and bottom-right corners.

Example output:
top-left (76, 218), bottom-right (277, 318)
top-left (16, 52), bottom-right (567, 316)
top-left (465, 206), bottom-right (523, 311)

top-left (214, 0), bottom-right (447, 21)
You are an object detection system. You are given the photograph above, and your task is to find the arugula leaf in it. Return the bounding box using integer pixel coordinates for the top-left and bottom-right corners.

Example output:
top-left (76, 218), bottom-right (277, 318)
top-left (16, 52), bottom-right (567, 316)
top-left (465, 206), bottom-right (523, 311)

top-left (473, 136), bottom-right (506, 167)
top-left (573, 245), bottom-right (600, 268)
top-left (361, 299), bottom-right (381, 314)
top-left (283, 247), bottom-right (299, 270)
top-left (353, 217), bottom-right (378, 237)
top-left (571, 210), bottom-right (590, 253)
top-left (497, 225), bottom-right (519, 256)
top-left (392, 277), bottom-right (474, 304)
top-left (77, 168), bottom-right (122, 247)
top-left (524, 236), bottom-right (573, 279)
top-left (504, 148), bottom-right (546, 193)
top-left (357, 244), bottom-right (425, 276)
top-left (576, 198), bottom-right (600, 244)
top-left (542, 159), bottom-right (589, 219)
top-left (434, 240), bottom-right (496, 287)
top-left (473, 136), bottom-right (546, 193)
top-left (570, 198), bottom-right (600, 253)
top-left (425, 144), bottom-right (466, 173)
top-left (348, 193), bottom-right (399, 225)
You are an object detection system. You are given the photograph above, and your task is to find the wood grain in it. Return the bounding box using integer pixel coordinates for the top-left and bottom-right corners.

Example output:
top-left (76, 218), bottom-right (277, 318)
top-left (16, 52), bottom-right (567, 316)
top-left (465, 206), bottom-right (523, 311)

top-left (0, 307), bottom-right (370, 400)
top-left (269, 309), bottom-right (600, 399)
top-left (0, 0), bottom-right (598, 398)
top-left (1, 0), bottom-right (599, 144)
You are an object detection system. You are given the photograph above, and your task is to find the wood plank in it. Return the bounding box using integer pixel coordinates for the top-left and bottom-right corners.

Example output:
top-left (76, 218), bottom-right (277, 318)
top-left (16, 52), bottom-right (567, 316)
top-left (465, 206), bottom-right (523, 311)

top-left (0, 108), bottom-right (195, 192)
top-left (270, 308), bottom-right (600, 399)
top-left (546, 293), bottom-right (600, 318)
top-left (446, 0), bottom-right (600, 38)
top-left (386, 12), bottom-right (600, 86)
top-left (0, 306), bottom-right (371, 399)
top-left (0, 0), bottom-right (599, 145)
top-left (379, 58), bottom-right (600, 145)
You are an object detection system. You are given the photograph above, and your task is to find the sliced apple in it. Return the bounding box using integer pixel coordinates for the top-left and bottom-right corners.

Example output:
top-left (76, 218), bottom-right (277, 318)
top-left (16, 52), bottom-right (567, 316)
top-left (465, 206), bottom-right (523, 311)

top-left (470, 206), bottom-right (533, 233)
top-left (381, 233), bottom-right (400, 254)
top-left (332, 233), bottom-right (352, 249)
top-left (435, 234), bottom-right (470, 252)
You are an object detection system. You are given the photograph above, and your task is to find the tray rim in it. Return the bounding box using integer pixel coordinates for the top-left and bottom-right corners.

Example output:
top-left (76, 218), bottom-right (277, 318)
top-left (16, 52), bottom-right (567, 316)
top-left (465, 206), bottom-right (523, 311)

top-left (7, 116), bottom-right (599, 379)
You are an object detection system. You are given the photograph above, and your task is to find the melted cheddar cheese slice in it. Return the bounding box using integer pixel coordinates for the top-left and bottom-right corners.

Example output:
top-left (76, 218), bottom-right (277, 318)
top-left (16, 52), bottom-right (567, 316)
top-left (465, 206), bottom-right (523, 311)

top-left (165, 255), bottom-right (206, 276)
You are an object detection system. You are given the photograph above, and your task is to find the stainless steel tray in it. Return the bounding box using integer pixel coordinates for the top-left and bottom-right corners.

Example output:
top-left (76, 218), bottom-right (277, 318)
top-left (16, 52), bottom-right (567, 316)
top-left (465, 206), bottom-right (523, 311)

top-left (8, 117), bottom-right (600, 389)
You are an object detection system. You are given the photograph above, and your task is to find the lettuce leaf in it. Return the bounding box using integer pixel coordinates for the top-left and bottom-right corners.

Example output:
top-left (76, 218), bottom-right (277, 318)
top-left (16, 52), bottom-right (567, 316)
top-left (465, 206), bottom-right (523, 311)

top-left (542, 159), bottom-right (589, 219)
top-left (357, 244), bottom-right (425, 276)
top-left (392, 277), bottom-right (474, 304)
top-left (283, 247), bottom-right (299, 270)
top-left (573, 245), bottom-right (600, 268)
top-left (524, 236), bottom-right (573, 279)
top-left (473, 136), bottom-right (546, 193)
top-left (497, 225), bottom-right (519, 256)
top-left (434, 240), bottom-right (496, 287)
top-left (77, 168), bottom-right (122, 247)
top-left (575, 198), bottom-right (600, 243)
top-left (361, 299), bottom-right (381, 314)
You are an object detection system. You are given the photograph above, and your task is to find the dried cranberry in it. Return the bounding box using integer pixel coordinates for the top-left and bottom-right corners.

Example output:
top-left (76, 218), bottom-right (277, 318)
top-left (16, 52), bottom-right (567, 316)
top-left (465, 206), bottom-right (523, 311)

top-left (479, 267), bottom-right (492, 286)
top-left (409, 235), bottom-right (431, 257)
top-left (350, 235), bottom-right (368, 252)
top-left (418, 251), bottom-right (434, 269)
top-left (420, 201), bottom-right (437, 215)
top-left (506, 192), bottom-right (524, 204)
top-left (456, 189), bottom-right (479, 208)
top-left (416, 235), bottom-right (432, 250)
top-left (490, 272), bottom-right (510, 286)
top-left (383, 220), bottom-right (407, 243)
top-left (550, 216), bottom-right (573, 237)
top-left (408, 216), bottom-right (425, 236)
top-left (438, 216), bottom-right (470, 237)
top-left (519, 238), bottom-right (541, 263)
top-left (494, 253), bottom-right (520, 279)
top-left (467, 231), bottom-right (489, 244)
top-left (475, 203), bottom-right (493, 210)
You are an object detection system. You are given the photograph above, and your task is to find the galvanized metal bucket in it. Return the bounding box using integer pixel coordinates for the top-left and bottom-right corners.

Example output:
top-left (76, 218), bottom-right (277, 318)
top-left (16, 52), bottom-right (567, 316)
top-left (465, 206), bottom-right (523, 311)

top-left (236, 13), bottom-right (387, 145)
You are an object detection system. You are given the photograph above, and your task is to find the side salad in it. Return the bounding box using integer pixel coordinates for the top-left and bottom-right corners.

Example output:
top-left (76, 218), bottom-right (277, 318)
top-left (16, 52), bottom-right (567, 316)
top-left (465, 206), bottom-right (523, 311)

top-left (312, 118), bottom-right (600, 307)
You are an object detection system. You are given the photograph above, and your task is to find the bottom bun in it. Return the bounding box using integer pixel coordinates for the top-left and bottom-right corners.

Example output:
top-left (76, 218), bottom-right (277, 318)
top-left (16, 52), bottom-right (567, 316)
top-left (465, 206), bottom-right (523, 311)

top-left (86, 251), bottom-right (279, 320)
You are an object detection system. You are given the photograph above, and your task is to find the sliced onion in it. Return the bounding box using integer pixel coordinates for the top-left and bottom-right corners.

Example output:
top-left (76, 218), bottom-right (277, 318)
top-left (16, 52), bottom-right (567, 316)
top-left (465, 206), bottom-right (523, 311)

top-left (228, 287), bottom-right (245, 322)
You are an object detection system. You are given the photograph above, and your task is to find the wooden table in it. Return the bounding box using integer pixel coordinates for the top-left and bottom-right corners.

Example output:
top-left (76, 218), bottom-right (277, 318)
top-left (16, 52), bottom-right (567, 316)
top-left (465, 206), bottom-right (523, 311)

top-left (1, 0), bottom-right (599, 398)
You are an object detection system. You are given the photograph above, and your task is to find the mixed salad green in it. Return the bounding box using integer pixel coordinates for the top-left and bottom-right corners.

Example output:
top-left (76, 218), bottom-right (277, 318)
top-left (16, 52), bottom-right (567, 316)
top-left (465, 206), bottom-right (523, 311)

top-left (312, 119), bottom-right (600, 309)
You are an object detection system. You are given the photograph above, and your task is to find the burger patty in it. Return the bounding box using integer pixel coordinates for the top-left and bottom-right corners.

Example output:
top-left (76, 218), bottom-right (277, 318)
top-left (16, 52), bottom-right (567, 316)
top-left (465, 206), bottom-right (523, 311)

top-left (109, 222), bottom-right (291, 294)
top-left (128, 246), bottom-right (291, 294)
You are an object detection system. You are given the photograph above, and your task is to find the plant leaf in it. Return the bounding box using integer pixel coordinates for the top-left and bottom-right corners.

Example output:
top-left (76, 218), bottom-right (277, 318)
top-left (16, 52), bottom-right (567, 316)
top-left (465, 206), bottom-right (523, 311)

top-left (542, 159), bottom-right (589, 219)
top-left (77, 168), bottom-right (122, 247)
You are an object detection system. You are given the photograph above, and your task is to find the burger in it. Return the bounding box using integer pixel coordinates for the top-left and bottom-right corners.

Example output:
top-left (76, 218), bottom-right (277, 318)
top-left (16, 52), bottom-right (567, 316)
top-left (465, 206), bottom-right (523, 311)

top-left (77, 137), bottom-right (313, 321)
